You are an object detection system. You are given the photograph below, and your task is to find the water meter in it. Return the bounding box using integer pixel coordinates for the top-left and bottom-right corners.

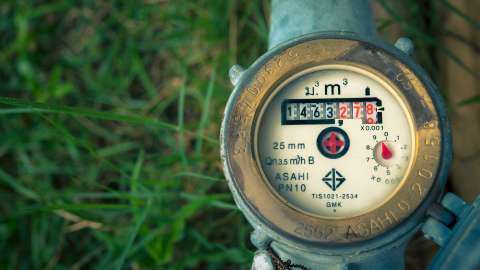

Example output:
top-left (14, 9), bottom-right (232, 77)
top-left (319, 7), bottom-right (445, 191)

top-left (221, 1), bottom-right (480, 269)
top-left (257, 63), bottom-right (419, 220)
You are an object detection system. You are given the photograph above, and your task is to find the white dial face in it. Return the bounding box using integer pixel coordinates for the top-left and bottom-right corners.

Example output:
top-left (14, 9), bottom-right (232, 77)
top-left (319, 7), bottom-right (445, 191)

top-left (256, 66), bottom-right (415, 218)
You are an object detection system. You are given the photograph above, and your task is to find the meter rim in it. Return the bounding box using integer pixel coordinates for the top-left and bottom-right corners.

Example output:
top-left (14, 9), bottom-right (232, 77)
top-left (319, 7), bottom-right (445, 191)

top-left (220, 32), bottom-right (452, 254)
top-left (252, 62), bottom-right (417, 220)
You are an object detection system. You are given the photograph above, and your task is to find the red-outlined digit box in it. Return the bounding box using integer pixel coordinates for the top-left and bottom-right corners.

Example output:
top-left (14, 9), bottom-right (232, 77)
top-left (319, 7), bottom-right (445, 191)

top-left (352, 102), bottom-right (363, 120)
top-left (338, 102), bottom-right (351, 119)
top-left (364, 101), bottom-right (377, 124)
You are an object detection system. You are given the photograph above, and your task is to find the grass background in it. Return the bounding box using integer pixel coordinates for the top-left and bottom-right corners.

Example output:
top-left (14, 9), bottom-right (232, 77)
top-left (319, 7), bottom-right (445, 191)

top-left (0, 0), bottom-right (478, 269)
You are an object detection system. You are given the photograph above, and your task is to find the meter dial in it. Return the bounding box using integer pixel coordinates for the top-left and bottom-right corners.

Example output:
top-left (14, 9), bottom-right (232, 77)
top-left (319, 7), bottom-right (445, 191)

top-left (256, 65), bottom-right (414, 218)
top-left (223, 38), bottom-right (446, 244)
top-left (369, 138), bottom-right (410, 185)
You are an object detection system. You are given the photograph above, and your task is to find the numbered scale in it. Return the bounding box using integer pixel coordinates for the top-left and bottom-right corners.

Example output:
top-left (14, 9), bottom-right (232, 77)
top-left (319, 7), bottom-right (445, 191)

top-left (257, 66), bottom-right (413, 218)
top-left (221, 38), bottom-right (447, 247)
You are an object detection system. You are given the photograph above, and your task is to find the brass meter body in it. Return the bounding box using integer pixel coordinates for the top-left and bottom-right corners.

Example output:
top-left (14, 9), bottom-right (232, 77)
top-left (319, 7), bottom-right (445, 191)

top-left (221, 34), bottom-right (449, 247)
top-left (220, 1), bottom-right (460, 269)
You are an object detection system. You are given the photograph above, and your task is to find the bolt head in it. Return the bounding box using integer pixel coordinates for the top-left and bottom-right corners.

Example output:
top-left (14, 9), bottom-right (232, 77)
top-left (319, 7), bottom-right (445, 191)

top-left (229, 64), bottom-right (245, 86)
top-left (252, 251), bottom-right (274, 270)
top-left (394, 37), bottom-right (414, 56)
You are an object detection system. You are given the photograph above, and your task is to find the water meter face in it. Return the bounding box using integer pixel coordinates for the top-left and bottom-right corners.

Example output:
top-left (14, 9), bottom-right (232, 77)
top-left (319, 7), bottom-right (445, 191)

top-left (222, 39), bottom-right (445, 244)
top-left (256, 66), bottom-right (415, 218)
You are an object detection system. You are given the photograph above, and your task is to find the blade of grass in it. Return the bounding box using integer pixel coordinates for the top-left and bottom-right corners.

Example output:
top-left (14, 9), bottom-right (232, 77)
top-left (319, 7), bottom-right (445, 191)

top-left (442, 30), bottom-right (480, 53)
top-left (97, 142), bottom-right (139, 158)
top-left (130, 150), bottom-right (144, 211)
top-left (439, 0), bottom-right (480, 29)
top-left (131, 151), bottom-right (144, 194)
top-left (174, 171), bottom-right (223, 182)
top-left (0, 96), bottom-right (176, 129)
top-left (126, 226), bottom-right (164, 259)
top-left (2, 203), bottom-right (132, 221)
top-left (132, 54), bottom-right (158, 98)
top-left (0, 168), bottom-right (39, 201)
top-left (0, 96), bottom-right (218, 144)
top-left (51, 190), bottom-right (233, 201)
top-left (195, 66), bottom-right (216, 156)
top-left (377, 0), bottom-right (479, 79)
top-left (0, 108), bottom-right (49, 114)
top-left (228, 1), bottom-right (238, 65)
top-left (114, 198), bottom-right (152, 270)
top-left (177, 81), bottom-right (188, 166)
top-left (458, 95), bottom-right (480, 106)
top-left (41, 115), bottom-right (129, 177)
top-left (71, 246), bottom-right (105, 270)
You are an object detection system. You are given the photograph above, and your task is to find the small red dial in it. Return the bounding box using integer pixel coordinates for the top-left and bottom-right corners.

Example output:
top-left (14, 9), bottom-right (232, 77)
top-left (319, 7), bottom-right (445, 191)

top-left (381, 142), bottom-right (393, 160)
top-left (374, 141), bottom-right (396, 167)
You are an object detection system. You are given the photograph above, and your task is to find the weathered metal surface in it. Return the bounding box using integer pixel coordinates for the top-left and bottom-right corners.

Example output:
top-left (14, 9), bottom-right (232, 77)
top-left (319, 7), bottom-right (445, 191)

top-left (252, 251), bottom-right (275, 270)
top-left (424, 193), bottom-right (480, 270)
top-left (222, 37), bottom-right (444, 245)
top-left (269, 0), bottom-right (378, 49)
top-left (251, 227), bottom-right (273, 250)
top-left (219, 0), bottom-right (461, 269)
top-left (394, 37), bottom-right (414, 56)
top-left (229, 64), bottom-right (245, 86)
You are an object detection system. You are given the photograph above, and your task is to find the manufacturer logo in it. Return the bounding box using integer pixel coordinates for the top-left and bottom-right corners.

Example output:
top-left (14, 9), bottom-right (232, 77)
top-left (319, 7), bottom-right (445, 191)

top-left (322, 168), bottom-right (346, 191)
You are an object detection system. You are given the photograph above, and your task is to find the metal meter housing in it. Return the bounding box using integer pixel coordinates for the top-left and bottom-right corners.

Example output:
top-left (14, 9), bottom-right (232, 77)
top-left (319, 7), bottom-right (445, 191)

top-left (220, 34), bottom-right (451, 253)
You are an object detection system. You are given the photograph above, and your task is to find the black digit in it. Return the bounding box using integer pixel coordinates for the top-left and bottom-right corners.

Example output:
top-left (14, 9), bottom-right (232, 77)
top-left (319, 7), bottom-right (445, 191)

top-left (313, 106), bottom-right (320, 118)
top-left (326, 107), bottom-right (333, 118)
top-left (300, 107), bottom-right (307, 118)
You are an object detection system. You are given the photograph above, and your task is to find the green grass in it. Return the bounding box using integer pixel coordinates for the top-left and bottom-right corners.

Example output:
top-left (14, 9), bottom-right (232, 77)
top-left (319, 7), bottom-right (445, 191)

top-left (0, 0), bottom-right (477, 269)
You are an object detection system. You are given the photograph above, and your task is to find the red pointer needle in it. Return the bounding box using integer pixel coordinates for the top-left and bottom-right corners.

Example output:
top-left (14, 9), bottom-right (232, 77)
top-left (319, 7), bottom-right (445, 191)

top-left (381, 143), bottom-right (393, 160)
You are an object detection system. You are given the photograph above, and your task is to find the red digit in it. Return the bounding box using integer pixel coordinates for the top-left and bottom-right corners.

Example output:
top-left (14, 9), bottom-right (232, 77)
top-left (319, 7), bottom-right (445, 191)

top-left (366, 103), bottom-right (374, 114)
top-left (340, 106), bottom-right (347, 118)
top-left (353, 103), bottom-right (361, 118)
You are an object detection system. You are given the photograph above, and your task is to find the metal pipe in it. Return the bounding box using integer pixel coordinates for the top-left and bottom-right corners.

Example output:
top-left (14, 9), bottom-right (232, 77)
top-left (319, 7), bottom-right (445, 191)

top-left (265, 2), bottom-right (409, 269)
top-left (268, 0), bottom-right (378, 49)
